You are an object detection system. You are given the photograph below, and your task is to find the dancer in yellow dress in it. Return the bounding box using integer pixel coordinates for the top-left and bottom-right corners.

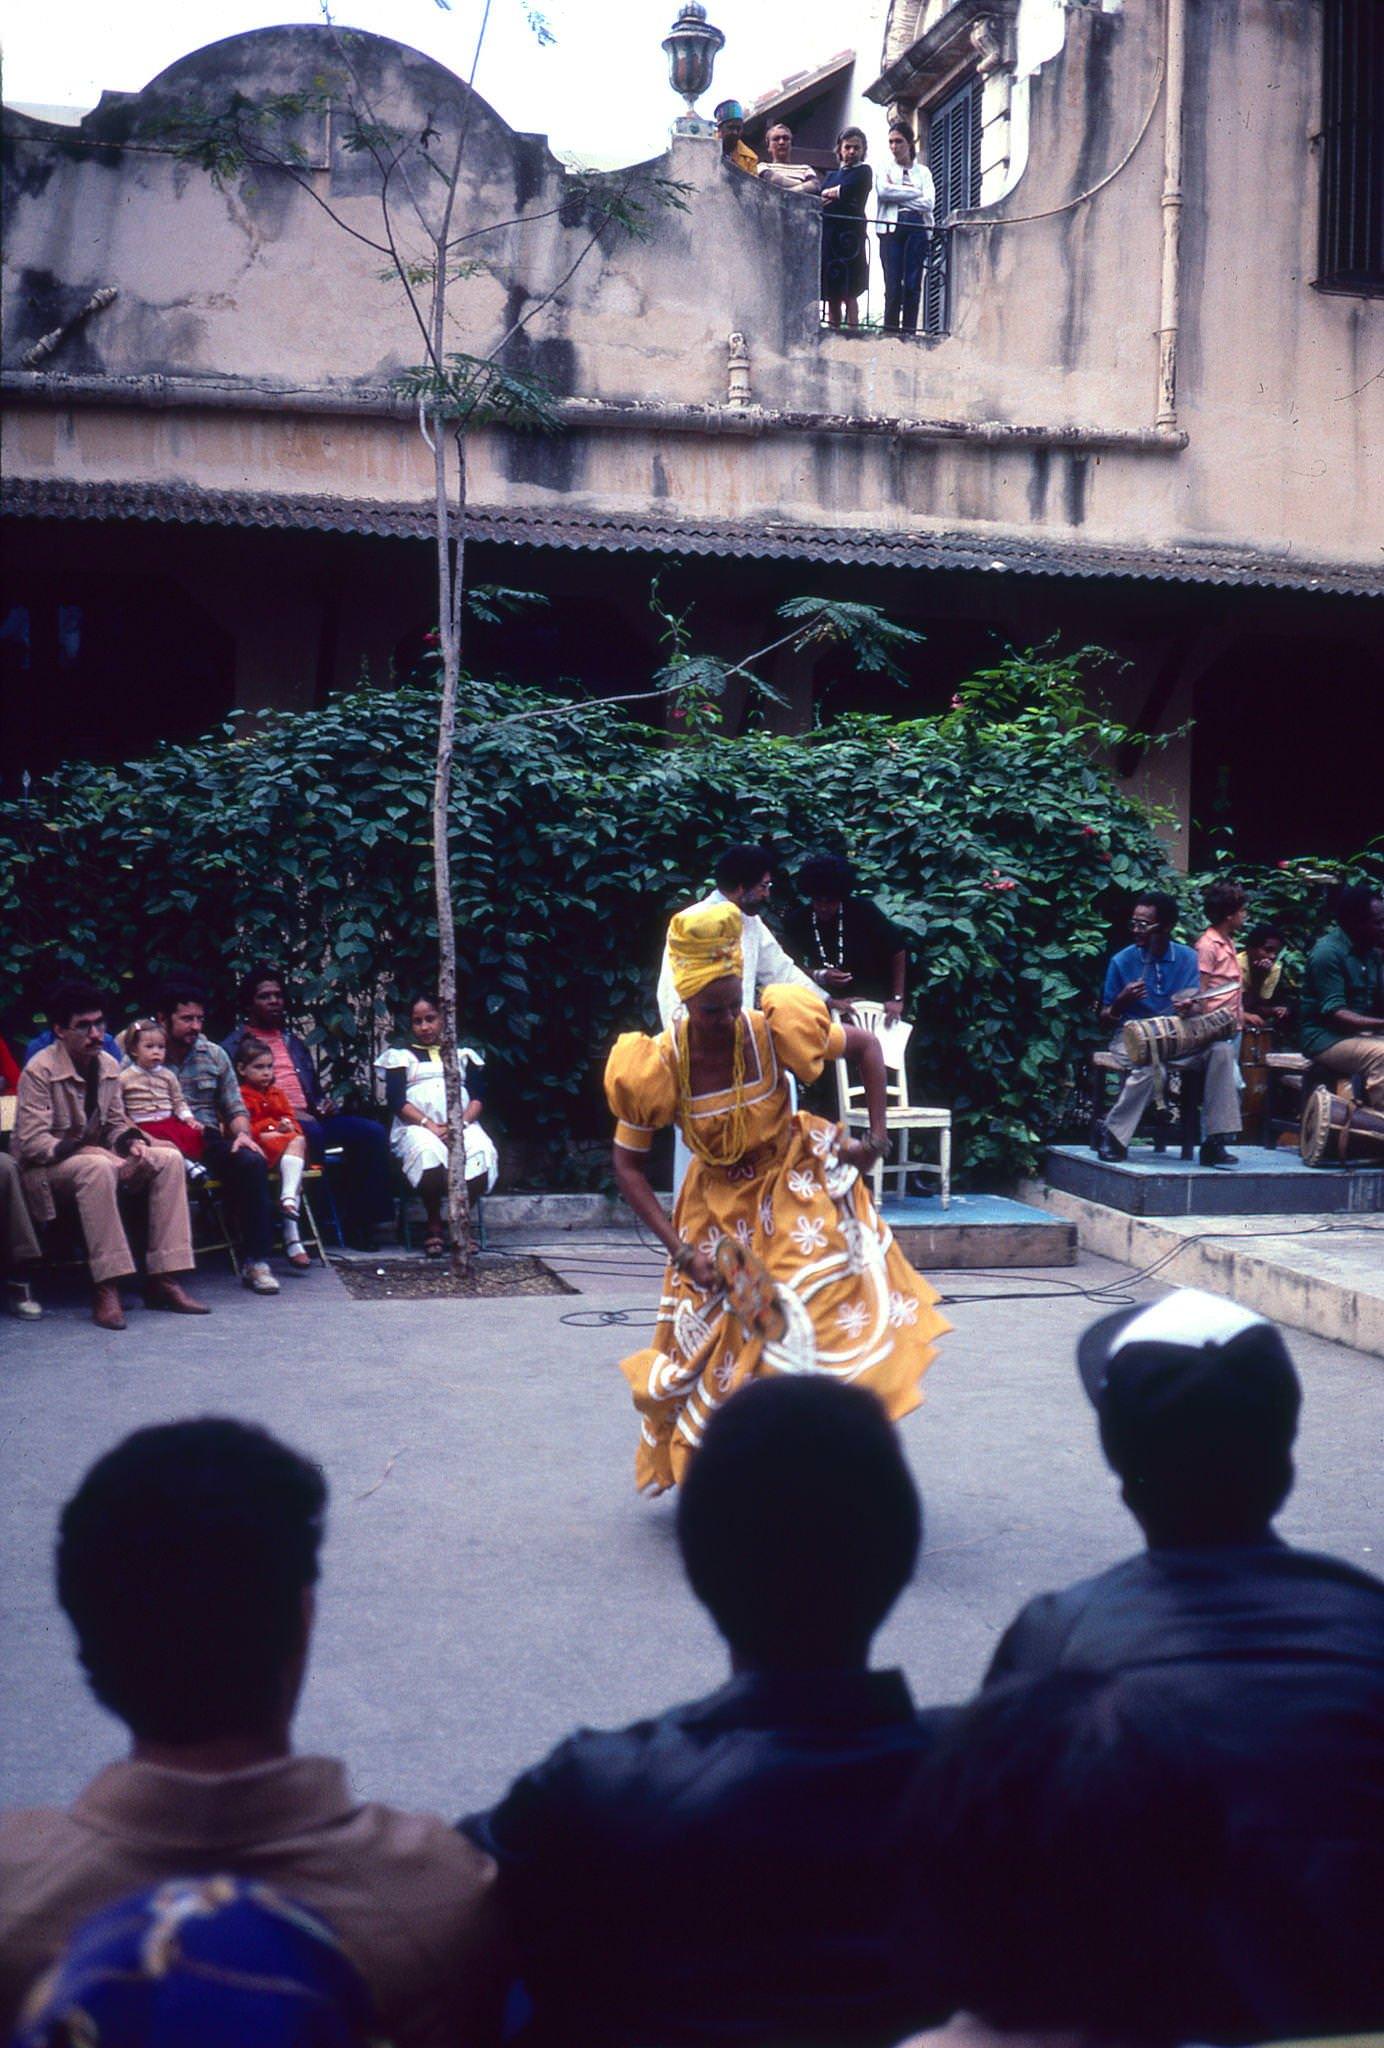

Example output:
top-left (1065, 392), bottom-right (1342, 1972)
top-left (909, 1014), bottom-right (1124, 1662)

top-left (606, 901), bottom-right (950, 1494)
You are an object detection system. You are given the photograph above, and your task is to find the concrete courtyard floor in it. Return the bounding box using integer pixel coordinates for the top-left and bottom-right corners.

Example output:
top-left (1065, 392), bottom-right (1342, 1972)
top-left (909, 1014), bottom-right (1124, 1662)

top-left (3, 1234), bottom-right (1381, 1822)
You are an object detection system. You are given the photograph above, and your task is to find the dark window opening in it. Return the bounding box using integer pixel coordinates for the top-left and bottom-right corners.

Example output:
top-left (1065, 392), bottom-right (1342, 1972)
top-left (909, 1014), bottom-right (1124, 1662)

top-left (1318, 0), bottom-right (1383, 293)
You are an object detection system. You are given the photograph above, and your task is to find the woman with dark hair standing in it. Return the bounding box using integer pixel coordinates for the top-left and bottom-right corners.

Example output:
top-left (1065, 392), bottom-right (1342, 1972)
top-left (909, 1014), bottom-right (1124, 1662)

top-left (821, 127), bottom-right (873, 329)
top-left (876, 121), bottom-right (935, 335)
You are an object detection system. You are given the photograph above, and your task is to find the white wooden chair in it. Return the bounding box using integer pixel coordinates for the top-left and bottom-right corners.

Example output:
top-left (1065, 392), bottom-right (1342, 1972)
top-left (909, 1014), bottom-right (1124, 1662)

top-left (833, 1000), bottom-right (951, 1208)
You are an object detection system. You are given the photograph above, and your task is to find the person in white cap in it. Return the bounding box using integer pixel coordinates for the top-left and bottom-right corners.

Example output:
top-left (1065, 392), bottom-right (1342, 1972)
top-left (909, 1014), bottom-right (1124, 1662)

top-left (987, 1287), bottom-right (1383, 1677)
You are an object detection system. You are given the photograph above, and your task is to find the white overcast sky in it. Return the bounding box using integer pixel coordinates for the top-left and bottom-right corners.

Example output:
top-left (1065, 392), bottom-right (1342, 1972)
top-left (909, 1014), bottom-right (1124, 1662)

top-left (0, 0), bottom-right (854, 167)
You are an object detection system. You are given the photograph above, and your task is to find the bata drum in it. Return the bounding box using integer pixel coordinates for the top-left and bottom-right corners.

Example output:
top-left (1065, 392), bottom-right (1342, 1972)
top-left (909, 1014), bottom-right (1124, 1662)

top-left (1299, 1085), bottom-right (1384, 1168)
top-left (1122, 1006), bottom-right (1236, 1067)
top-left (1238, 1023), bottom-right (1275, 1137)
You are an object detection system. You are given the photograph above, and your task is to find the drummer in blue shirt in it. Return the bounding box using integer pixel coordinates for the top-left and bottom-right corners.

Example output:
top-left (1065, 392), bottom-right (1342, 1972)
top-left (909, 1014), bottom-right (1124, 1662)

top-left (1095, 891), bottom-right (1242, 1167)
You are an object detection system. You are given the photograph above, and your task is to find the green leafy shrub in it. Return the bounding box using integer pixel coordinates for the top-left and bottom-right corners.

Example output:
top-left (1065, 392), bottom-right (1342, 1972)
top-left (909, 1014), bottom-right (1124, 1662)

top-left (3, 660), bottom-right (1376, 1185)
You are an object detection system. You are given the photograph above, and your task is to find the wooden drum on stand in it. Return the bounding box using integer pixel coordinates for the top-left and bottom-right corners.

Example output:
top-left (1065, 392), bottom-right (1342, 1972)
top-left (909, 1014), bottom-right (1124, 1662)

top-left (1239, 1024), bottom-right (1274, 1139)
top-left (1300, 1085), bottom-right (1384, 1168)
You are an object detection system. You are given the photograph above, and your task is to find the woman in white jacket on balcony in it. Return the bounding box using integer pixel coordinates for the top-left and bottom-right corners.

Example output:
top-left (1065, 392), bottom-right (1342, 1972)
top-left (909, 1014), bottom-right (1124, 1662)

top-left (876, 123), bottom-right (936, 337)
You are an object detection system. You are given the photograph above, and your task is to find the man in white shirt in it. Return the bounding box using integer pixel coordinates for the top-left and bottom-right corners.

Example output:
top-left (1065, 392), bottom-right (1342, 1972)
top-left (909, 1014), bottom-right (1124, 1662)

top-left (657, 843), bottom-right (819, 1030)
top-left (657, 844), bottom-right (823, 1191)
top-left (876, 122), bottom-right (936, 337)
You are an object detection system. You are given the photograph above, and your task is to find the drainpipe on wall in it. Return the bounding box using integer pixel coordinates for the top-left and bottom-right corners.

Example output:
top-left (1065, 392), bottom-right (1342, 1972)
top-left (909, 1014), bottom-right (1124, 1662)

top-left (1155, 0), bottom-right (1187, 429)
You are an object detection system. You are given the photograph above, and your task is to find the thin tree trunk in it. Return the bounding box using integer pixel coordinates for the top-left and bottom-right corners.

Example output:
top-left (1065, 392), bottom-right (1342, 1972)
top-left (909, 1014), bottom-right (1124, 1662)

top-left (432, 422), bottom-right (472, 1274)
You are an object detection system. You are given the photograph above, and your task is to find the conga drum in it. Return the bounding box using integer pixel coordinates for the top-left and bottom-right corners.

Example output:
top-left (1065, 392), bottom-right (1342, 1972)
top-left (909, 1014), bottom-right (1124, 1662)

top-left (1238, 1023), bottom-right (1274, 1140)
top-left (1299, 1086), bottom-right (1384, 1168)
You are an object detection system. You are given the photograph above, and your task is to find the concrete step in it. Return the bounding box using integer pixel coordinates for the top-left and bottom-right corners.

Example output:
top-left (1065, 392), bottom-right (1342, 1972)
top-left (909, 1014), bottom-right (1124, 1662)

top-left (1020, 1179), bottom-right (1384, 1362)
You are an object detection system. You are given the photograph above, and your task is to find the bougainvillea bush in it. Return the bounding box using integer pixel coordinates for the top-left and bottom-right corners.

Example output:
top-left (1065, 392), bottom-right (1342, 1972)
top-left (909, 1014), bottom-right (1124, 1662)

top-left (3, 656), bottom-right (1376, 1184)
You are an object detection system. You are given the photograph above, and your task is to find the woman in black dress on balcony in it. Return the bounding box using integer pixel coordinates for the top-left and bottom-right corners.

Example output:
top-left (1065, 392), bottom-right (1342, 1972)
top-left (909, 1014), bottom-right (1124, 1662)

top-left (820, 127), bottom-right (873, 329)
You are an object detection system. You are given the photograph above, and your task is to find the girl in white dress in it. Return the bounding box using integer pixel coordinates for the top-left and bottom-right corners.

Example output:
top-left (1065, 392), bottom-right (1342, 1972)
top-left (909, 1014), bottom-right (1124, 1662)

top-left (375, 996), bottom-right (498, 1256)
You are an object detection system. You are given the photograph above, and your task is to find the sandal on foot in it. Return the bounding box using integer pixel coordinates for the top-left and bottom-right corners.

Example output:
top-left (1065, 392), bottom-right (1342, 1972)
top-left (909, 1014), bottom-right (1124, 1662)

top-left (285, 1245), bottom-right (312, 1271)
top-left (423, 1233), bottom-right (447, 1260)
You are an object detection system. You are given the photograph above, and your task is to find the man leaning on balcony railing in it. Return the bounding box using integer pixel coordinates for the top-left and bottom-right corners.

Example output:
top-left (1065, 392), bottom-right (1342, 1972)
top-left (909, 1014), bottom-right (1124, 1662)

top-left (876, 122), bottom-right (936, 338)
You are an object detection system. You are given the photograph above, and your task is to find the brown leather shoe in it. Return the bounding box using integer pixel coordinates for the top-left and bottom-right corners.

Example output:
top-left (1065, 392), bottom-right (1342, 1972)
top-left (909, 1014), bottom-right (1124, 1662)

top-left (145, 1277), bottom-right (211, 1316)
top-left (92, 1283), bottom-right (127, 1330)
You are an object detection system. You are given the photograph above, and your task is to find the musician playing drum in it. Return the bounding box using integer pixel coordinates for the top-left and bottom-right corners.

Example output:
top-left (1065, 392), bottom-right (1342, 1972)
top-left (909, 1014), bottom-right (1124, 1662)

top-left (1094, 891), bottom-right (1243, 1168)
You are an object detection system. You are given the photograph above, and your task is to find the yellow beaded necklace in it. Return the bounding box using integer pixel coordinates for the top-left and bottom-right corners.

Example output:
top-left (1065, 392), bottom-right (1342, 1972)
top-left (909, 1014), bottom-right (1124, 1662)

top-left (677, 1014), bottom-right (750, 1166)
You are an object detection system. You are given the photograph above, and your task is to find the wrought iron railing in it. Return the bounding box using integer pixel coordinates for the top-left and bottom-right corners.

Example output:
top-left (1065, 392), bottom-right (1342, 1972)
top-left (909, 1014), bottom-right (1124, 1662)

top-left (817, 219), bottom-right (952, 339)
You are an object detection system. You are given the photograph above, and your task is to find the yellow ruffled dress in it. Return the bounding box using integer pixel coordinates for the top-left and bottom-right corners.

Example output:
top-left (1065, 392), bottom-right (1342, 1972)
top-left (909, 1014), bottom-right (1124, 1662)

top-left (605, 985), bottom-right (951, 1494)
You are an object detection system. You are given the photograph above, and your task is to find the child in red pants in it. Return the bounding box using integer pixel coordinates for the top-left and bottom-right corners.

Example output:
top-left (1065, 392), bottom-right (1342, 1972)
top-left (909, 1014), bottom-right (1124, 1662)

top-left (118, 1020), bottom-right (206, 1184)
top-left (234, 1037), bottom-right (310, 1270)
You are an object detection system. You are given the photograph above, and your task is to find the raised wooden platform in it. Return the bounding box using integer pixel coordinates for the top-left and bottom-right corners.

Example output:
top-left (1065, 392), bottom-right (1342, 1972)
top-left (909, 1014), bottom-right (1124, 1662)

top-left (1045, 1143), bottom-right (1384, 1218)
top-left (881, 1192), bottom-right (1076, 1268)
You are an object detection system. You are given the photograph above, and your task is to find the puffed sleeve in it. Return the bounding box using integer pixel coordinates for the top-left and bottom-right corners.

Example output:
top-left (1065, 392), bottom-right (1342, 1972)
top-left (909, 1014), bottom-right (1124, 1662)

top-left (760, 984), bottom-right (845, 1084)
top-left (604, 1032), bottom-right (678, 1153)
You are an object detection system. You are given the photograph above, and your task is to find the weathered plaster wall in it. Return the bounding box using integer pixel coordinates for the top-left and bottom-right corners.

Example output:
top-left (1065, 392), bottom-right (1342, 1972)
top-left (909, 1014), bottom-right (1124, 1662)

top-left (2, 9), bottom-right (1380, 580)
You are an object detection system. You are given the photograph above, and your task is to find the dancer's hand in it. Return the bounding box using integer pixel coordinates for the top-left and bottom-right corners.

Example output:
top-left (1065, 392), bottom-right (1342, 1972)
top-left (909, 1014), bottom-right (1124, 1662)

top-left (686, 1249), bottom-right (717, 1292)
top-left (837, 1134), bottom-right (884, 1172)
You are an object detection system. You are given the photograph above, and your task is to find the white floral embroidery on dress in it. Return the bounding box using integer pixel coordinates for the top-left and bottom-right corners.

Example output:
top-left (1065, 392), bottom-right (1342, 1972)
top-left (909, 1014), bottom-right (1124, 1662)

top-left (809, 1124), bottom-right (838, 1160)
top-left (674, 1298), bottom-right (715, 1359)
top-left (790, 1214), bottom-right (829, 1256)
top-left (758, 1195), bottom-right (776, 1238)
top-left (698, 1227), bottom-right (725, 1261)
top-left (713, 1354), bottom-right (737, 1393)
top-left (835, 1300), bottom-right (870, 1339)
top-left (888, 1291), bottom-right (919, 1329)
top-left (840, 1216), bottom-right (866, 1275)
top-left (733, 1217), bottom-right (753, 1247)
top-left (787, 1167), bottom-right (818, 1202)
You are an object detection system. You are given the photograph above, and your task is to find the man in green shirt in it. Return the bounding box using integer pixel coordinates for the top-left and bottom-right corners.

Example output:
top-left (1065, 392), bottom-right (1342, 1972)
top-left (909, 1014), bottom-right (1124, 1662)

top-left (1300, 883), bottom-right (1384, 1108)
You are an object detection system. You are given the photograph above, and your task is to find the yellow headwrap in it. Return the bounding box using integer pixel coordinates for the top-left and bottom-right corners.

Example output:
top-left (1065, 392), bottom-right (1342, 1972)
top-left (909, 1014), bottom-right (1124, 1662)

top-left (668, 901), bottom-right (744, 1001)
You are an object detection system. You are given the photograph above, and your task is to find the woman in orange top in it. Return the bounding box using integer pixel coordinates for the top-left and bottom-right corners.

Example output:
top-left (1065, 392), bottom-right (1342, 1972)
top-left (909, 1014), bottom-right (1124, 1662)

top-left (605, 900), bottom-right (949, 1495)
top-left (233, 1037), bottom-right (310, 1270)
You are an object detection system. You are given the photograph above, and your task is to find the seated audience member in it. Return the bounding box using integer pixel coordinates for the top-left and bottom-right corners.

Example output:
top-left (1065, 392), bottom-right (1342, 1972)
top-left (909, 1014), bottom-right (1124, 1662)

top-left (875, 121), bottom-right (935, 337)
top-left (2, 1149), bottom-right (43, 1321)
top-left (118, 1017), bottom-right (207, 1182)
top-left (24, 1017), bottom-right (121, 1064)
top-left (713, 99), bottom-right (758, 174)
top-left (13, 1875), bottom-right (380, 2047)
top-left (976, 1290), bottom-right (1384, 2035)
top-left (1301, 880), bottom-right (1384, 1107)
top-left (0, 1418), bottom-right (502, 2047)
top-left (1093, 890), bottom-right (1241, 1166)
top-left (224, 965), bottom-right (392, 1250)
top-left (911, 1656), bottom-right (1384, 2044)
top-left (1239, 918), bottom-right (1293, 1031)
top-left (463, 1377), bottom-right (954, 2047)
top-left (1193, 877), bottom-right (1248, 1027)
top-left (234, 1035), bottom-right (313, 1271)
top-left (14, 981), bottom-right (206, 1329)
top-left (157, 973), bottom-right (281, 1296)
top-left (783, 853), bottom-right (909, 1019)
top-left (375, 994), bottom-right (498, 1260)
top-left (756, 121), bottom-right (820, 193)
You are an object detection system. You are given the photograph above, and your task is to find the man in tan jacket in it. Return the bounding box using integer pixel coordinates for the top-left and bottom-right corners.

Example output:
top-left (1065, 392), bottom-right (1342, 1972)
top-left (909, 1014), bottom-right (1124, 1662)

top-left (14, 979), bottom-right (206, 1327)
top-left (0, 1418), bottom-right (504, 2047)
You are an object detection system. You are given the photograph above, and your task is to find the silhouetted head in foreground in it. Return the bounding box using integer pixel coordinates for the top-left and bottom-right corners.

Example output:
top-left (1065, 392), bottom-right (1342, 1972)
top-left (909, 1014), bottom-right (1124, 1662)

top-left (57, 1417), bottom-right (326, 1753)
top-left (1077, 1288), bottom-right (1300, 1549)
top-left (678, 1377), bottom-right (921, 1671)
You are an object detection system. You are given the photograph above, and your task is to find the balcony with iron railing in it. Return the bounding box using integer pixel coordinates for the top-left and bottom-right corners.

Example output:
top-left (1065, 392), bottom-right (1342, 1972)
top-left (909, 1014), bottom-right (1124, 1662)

top-left (817, 217), bottom-right (954, 340)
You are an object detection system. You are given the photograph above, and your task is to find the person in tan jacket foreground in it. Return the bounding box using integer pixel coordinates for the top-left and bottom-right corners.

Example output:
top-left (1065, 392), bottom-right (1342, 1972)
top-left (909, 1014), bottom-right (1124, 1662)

top-left (14, 980), bottom-right (205, 1327)
top-left (0, 1417), bottom-right (504, 2048)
